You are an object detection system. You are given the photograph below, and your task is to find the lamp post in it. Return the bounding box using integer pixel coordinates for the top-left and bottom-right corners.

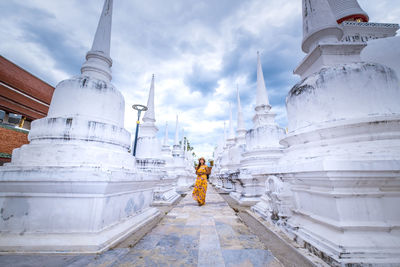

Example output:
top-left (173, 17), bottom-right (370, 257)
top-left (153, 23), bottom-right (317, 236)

top-left (132, 104), bottom-right (148, 156)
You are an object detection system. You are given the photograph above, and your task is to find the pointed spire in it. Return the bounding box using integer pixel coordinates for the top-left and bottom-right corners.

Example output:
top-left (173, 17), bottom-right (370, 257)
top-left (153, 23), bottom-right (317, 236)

top-left (236, 85), bottom-right (245, 133)
top-left (81, 0), bottom-right (114, 82)
top-left (163, 122), bottom-right (168, 146)
top-left (142, 74), bottom-right (155, 123)
top-left (228, 102), bottom-right (235, 139)
top-left (174, 115), bottom-right (179, 146)
top-left (256, 51), bottom-right (270, 109)
top-left (91, 0), bottom-right (113, 56)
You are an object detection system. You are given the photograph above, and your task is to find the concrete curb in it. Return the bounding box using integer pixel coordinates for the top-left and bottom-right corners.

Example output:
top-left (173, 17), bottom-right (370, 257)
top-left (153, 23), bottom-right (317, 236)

top-left (218, 190), bottom-right (329, 267)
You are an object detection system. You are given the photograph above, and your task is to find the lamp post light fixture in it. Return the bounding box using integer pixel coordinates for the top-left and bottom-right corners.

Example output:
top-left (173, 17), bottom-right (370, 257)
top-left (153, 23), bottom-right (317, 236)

top-left (132, 104), bottom-right (148, 156)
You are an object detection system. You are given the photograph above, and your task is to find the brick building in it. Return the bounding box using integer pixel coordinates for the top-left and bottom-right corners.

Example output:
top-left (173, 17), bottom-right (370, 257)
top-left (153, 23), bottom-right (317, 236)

top-left (0, 56), bottom-right (55, 164)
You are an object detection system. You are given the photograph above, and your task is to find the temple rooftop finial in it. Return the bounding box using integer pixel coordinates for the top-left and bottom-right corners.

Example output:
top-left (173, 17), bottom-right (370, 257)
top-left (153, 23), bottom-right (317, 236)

top-left (256, 51), bottom-right (271, 110)
top-left (326, 0), bottom-right (369, 24)
top-left (142, 74), bottom-right (156, 123)
top-left (81, 0), bottom-right (113, 82)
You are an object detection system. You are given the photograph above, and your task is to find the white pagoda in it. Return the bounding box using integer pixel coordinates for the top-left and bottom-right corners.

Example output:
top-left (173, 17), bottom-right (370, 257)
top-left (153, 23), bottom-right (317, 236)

top-left (273, 0), bottom-right (400, 265)
top-left (229, 52), bottom-right (285, 206)
top-left (135, 75), bottom-right (180, 206)
top-left (171, 115), bottom-right (194, 193)
top-left (0, 0), bottom-right (160, 253)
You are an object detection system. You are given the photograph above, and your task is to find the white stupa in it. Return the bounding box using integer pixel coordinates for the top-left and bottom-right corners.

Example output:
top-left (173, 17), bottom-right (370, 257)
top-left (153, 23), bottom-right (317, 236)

top-left (210, 127), bottom-right (226, 187)
top-left (0, 0), bottom-right (160, 253)
top-left (136, 74), bottom-right (162, 161)
top-left (160, 122), bottom-right (174, 173)
top-left (172, 115), bottom-right (181, 157)
top-left (229, 52), bottom-right (285, 206)
top-left (227, 103), bottom-right (236, 146)
top-left (135, 75), bottom-right (180, 206)
top-left (218, 88), bottom-right (249, 192)
top-left (225, 86), bottom-right (247, 173)
top-left (216, 104), bottom-right (238, 192)
top-left (171, 115), bottom-right (193, 193)
top-left (275, 0), bottom-right (400, 265)
top-left (235, 85), bottom-right (246, 146)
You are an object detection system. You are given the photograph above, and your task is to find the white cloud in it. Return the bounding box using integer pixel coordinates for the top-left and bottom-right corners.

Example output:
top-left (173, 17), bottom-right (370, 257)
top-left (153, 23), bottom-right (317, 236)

top-left (1, 0), bottom-right (399, 160)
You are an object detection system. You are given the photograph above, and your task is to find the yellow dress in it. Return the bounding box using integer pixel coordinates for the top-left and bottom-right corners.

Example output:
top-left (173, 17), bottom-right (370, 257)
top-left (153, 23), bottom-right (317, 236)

top-left (192, 165), bottom-right (208, 206)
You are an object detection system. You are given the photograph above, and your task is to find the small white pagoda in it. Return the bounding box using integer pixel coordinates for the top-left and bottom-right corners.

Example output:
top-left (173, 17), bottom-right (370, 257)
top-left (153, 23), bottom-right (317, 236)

top-left (160, 122), bottom-right (175, 174)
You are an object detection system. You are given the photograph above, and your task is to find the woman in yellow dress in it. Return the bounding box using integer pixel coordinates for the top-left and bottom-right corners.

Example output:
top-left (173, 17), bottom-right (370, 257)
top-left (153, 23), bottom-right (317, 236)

top-left (192, 157), bottom-right (210, 206)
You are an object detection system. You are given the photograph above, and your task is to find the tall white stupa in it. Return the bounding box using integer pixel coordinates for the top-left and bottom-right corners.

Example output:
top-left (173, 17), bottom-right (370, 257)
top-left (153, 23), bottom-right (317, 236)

top-left (135, 75), bottom-right (180, 206)
top-left (235, 85), bottom-right (246, 146)
top-left (229, 52), bottom-right (285, 206)
top-left (160, 122), bottom-right (174, 173)
top-left (275, 0), bottom-right (400, 265)
top-left (218, 87), bottom-right (249, 192)
top-left (136, 74), bottom-right (161, 161)
top-left (172, 115), bottom-right (180, 157)
top-left (216, 103), bottom-right (238, 192)
top-left (0, 0), bottom-right (160, 253)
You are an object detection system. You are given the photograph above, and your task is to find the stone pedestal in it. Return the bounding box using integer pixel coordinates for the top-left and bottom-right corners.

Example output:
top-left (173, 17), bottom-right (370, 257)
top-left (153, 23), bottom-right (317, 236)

top-left (136, 159), bottom-right (179, 206)
top-left (221, 172), bottom-right (235, 193)
top-left (230, 171), bottom-right (269, 206)
top-left (231, 123), bottom-right (285, 206)
top-left (252, 175), bottom-right (293, 225)
top-left (172, 146), bottom-right (193, 194)
top-left (0, 75), bottom-right (159, 253)
top-left (0, 165), bottom-right (159, 253)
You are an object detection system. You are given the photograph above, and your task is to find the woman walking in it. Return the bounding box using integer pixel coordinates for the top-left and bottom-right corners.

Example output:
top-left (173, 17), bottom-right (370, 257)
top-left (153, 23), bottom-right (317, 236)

top-left (192, 157), bottom-right (211, 206)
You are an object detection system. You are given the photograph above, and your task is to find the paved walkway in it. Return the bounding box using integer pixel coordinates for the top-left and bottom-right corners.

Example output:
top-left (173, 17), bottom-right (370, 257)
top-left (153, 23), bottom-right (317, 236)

top-left (0, 186), bottom-right (283, 267)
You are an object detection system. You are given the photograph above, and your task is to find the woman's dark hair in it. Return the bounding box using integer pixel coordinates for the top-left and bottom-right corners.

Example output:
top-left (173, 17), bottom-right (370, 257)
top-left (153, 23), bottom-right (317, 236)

top-left (196, 158), bottom-right (205, 170)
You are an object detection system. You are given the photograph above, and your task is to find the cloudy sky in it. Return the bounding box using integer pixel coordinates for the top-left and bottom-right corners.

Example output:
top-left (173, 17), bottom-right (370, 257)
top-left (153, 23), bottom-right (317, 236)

top-left (1, 0), bottom-right (399, 159)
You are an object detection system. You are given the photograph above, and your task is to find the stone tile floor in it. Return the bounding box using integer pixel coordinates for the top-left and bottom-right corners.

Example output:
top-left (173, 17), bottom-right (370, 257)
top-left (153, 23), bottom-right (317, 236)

top-left (0, 186), bottom-right (284, 267)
